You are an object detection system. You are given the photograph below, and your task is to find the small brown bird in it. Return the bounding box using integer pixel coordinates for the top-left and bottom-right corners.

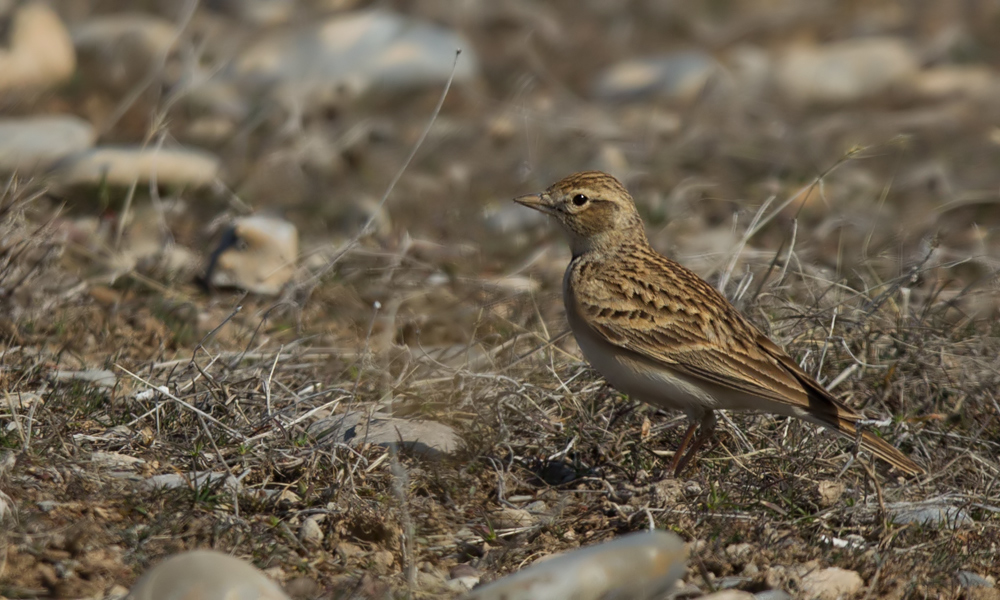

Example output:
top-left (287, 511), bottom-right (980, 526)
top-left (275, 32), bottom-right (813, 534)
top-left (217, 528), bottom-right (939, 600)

top-left (514, 171), bottom-right (922, 476)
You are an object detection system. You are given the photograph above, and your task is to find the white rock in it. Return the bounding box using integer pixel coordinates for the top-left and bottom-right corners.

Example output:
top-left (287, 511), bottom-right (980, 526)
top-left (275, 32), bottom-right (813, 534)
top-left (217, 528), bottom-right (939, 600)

top-left (465, 530), bottom-right (686, 600)
top-left (230, 10), bottom-right (478, 107)
top-left (52, 369), bottom-right (117, 388)
top-left (206, 215), bottom-right (298, 296)
top-left (0, 116), bottom-right (95, 174)
top-left (298, 515), bottom-right (324, 546)
top-left (800, 567), bottom-right (863, 600)
top-left (776, 37), bottom-right (919, 104)
top-left (91, 452), bottom-right (145, 469)
top-left (127, 550), bottom-right (290, 600)
top-left (71, 13), bottom-right (178, 91)
top-left (0, 2), bottom-right (76, 92)
top-left (50, 146), bottom-right (220, 188)
top-left (593, 51), bottom-right (723, 102)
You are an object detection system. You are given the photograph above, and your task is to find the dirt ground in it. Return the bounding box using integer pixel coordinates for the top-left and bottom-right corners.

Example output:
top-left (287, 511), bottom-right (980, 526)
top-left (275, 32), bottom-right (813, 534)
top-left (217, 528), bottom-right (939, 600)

top-left (1, 1), bottom-right (1000, 598)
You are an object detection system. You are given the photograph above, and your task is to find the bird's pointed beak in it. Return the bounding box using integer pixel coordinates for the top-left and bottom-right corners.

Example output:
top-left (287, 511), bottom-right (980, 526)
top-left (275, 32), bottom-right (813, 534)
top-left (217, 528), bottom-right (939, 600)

top-left (513, 192), bottom-right (554, 214)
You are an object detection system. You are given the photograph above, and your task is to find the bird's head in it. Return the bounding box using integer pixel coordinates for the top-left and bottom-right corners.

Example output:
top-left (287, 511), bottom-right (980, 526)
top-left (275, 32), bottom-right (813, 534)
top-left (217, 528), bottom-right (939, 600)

top-left (513, 171), bottom-right (645, 256)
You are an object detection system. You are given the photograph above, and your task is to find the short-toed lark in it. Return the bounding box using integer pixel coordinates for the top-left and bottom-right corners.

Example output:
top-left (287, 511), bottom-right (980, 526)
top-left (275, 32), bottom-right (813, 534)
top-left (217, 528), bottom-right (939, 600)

top-left (514, 171), bottom-right (922, 476)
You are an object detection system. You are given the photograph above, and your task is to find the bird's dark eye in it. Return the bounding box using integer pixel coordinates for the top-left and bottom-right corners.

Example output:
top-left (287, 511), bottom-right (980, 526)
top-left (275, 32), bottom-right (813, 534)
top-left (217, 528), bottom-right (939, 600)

top-left (572, 194), bottom-right (589, 206)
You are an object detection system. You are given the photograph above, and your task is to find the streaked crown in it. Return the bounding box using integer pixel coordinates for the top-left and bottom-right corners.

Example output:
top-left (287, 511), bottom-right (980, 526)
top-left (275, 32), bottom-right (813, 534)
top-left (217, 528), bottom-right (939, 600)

top-left (513, 171), bottom-right (646, 255)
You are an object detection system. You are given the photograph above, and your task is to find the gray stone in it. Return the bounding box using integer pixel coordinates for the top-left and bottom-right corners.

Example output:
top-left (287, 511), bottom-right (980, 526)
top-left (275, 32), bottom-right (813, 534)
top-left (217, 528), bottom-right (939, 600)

top-left (310, 411), bottom-right (459, 459)
top-left (50, 146), bottom-right (220, 188)
top-left (127, 550), bottom-right (290, 600)
top-left (754, 591), bottom-right (793, 600)
top-left (71, 13), bottom-right (178, 91)
top-left (0, 116), bottom-right (95, 173)
top-left (799, 567), bottom-right (863, 600)
top-left (593, 51), bottom-right (722, 102)
top-left (463, 530), bottom-right (686, 600)
top-left (205, 215), bottom-right (298, 296)
top-left (230, 10), bottom-right (478, 106)
top-left (958, 571), bottom-right (995, 588)
top-left (887, 501), bottom-right (973, 529)
top-left (776, 37), bottom-right (919, 104)
top-left (0, 3), bottom-right (76, 92)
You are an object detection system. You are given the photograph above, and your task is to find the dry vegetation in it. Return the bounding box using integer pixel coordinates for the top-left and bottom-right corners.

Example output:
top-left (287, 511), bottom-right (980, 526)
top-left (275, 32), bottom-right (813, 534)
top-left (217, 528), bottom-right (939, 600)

top-left (2, 1), bottom-right (1000, 599)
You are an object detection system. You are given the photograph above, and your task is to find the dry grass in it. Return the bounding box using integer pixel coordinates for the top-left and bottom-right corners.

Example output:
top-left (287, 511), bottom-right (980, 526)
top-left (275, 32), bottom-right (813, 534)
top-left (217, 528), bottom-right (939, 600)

top-left (1, 146), bottom-right (998, 598)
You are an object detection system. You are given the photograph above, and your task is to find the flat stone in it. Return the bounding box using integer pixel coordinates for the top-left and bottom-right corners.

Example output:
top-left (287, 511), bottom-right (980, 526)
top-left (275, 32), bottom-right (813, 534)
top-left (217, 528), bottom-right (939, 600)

top-left (52, 369), bottom-right (117, 388)
top-left (0, 116), bottom-right (95, 173)
top-left (754, 591), bottom-right (793, 600)
top-left (71, 13), bottom-right (178, 91)
top-left (91, 452), bottom-right (145, 469)
top-left (205, 215), bottom-right (298, 296)
top-left (489, 507), bottom-right (535, 529)
top-left (799, 567), bottom-right (863, 600)
top-left (0, 2), bottom-right (76, 92)
top-left (50, 146), bottom-right (220, 188)
top-left (127, 549), bottom-right (290, 600)
top-left (958, 571), bottom-right (996, 588)
top-left (776, 37), bottom-right (919, 105)
top-left (886, 501), bottom-right (973, 529)
top-left (593, 51), bottom-right (722, 102)
top-left (464, 530), bottom-right (686, 600)
top-left (309, 411), bottom-right (458, 459)
top-left (700, 592), bottom-right (755, 600)
top-left (230, 9), bottom-right (478, 104)
top-left (141, 471), bottom-right (240, 493)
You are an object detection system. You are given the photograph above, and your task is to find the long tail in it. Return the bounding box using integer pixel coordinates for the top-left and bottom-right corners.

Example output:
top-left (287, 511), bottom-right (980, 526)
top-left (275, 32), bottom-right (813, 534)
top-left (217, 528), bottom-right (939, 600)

top-left (833, 417), bottom-right (924, 476)
top-left (756, 334), bottom-right (924, 476)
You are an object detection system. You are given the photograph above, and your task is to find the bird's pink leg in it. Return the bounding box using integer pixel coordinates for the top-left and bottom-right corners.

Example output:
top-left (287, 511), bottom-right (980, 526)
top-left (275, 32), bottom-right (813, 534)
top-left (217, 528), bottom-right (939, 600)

top-left (668, 421), bottom-right (699, 474)
top-left (673, 412), bottom-right (718, 476)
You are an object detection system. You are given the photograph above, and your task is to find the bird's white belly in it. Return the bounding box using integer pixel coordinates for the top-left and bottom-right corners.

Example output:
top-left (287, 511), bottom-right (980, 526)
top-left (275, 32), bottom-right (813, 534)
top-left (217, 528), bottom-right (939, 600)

top-left (567, 311), bottom-right (719, 417)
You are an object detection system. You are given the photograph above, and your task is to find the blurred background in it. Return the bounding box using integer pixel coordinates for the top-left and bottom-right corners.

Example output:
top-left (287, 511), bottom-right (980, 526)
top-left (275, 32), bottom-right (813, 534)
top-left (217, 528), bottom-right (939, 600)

top-left (2, 0), bottom-right (1000, 597)
top-left (2, 0), bottom-right (999, 308)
